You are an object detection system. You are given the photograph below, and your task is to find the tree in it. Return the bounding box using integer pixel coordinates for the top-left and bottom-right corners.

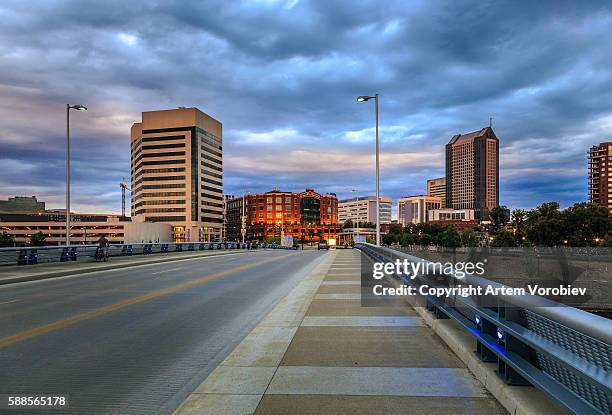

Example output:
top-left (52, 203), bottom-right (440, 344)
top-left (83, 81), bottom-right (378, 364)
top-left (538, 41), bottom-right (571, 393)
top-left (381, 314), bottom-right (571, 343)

top-left (511, 209), bottom-right (527, 245)
top-left (489, 205), bottom-right (510, 230)
top-left (525, 202), bottom-right (564, 246)
top-left (461, 228), bottom-right (479, 247)
top-left (382, 233), bottom-right (395, 246)
top-left (359, 222), bottom-right (376, 229)
top-left (387, 223), bottom-right (403, 235)
top-left (400, 233), bottom-right (418, 247)
top-left (418, 233), bottom-right (432, 246)
top-left (30, 232), bottom-right (47, 246)
top-left (342, 219), bottom-right (354, 229)
top-left (562, 202), bottom-right (611, 246)
top-left (0, 232), bottom-right (15, 247)
top-left (490, 228), bottom-right (516, 247)
top-left (439, 226), bottom-right (462, 248)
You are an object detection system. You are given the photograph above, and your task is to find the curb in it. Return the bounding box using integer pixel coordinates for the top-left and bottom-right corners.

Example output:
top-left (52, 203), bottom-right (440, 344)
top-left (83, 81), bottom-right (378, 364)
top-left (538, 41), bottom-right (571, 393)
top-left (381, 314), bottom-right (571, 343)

top-left (0, 250), bottom-right (252, 286)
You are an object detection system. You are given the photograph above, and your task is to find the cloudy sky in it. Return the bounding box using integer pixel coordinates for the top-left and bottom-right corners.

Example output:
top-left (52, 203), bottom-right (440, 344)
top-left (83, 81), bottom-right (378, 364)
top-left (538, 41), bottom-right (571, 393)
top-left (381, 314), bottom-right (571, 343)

top-left (1, 0), bottom-right (612, 216)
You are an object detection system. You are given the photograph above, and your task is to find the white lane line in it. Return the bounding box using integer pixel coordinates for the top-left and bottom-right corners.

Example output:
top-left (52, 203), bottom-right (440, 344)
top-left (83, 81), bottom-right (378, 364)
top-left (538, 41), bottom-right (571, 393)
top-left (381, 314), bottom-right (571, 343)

top-left (0, 299), bottom-right (19, 305)
top-left (151, 267), bottom-right (183, 275)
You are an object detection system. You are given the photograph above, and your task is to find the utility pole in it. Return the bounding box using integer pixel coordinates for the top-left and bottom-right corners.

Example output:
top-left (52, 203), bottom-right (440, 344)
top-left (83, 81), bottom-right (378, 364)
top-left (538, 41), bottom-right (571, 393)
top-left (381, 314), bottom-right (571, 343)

top-left (120, 179), bottom-right (129, 217)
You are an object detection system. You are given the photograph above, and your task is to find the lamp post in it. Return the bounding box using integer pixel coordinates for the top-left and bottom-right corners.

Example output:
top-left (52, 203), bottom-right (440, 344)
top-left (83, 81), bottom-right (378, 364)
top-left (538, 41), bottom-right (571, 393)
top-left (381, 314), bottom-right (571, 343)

top-left (351, 188), bottom-right (359, 238)
top-left (356, 94), bottom-right (380, 245)
top-left (66, 104), bottom-right (87, 246)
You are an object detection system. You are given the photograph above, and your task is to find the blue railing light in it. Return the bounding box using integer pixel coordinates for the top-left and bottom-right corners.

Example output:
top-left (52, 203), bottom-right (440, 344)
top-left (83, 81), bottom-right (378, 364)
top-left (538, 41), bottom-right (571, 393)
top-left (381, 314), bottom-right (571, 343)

top-left (496, 328), bottom-right (505, 341)
top-left (475, 315), bottom-right (481, 325)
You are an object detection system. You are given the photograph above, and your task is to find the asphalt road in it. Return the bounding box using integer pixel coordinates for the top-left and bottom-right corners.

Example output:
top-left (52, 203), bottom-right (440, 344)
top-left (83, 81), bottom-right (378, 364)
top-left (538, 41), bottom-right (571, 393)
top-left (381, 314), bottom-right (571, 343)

top-left (0, 249), bottom-right (326, 414)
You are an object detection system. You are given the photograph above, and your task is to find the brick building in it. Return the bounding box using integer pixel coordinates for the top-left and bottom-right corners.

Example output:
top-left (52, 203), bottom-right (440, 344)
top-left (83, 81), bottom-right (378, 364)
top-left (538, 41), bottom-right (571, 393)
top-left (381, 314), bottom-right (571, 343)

top-left (226, 189), bottom-right (340, 243)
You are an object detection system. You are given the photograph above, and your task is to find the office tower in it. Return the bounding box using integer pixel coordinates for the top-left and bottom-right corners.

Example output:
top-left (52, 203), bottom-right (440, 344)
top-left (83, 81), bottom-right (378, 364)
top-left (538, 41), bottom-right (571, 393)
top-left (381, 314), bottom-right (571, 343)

top-left (446, 127), bottom-right (499, 220)
top-left (338, 196), bottom-right (392, 226)
top-left (131, 107), bottom-right (223, 242)
top-left (426, 177), bottom-right (446, 206)
top-left (397, 195), bottom-right (442, 225)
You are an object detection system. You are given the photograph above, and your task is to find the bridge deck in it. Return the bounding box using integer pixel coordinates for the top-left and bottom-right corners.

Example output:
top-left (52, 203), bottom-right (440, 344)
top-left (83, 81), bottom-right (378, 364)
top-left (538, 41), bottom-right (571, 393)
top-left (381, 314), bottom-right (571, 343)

top-left (177, 249), bottom-right (507, 414)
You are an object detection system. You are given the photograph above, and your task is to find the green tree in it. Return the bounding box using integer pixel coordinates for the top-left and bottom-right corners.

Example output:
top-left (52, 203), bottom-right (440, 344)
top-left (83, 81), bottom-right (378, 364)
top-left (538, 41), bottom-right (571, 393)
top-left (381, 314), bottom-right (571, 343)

top-left (265, 236), bottom-right (281, 244)
top-left (403, 223), bottom-right (418, 235)
top-left (489, 205), bottom-right (510, 230)
top-left (387, 223), bottom-right (403, 235)
top-left (0, 232), bottom-right (15, 247)
top-left (511, 209), bottom-right (527, 245)
top-left (525, 202), bottom-right (564, 246)
top-left (461, 228), bottom-right (479, 247)
top-left (30, 231), bottom-right (47, 246)
top-left (418, 233), bottom-right (432, 246)
top-left (382, 233), bottom-right (395, 246)
top-left (342, 219), bottom-right (354, 229)
top-left (400, 233), bottom-right (418, 247)
top-left (490, 228), bottom-right (516, 247)
top-left (562, 202), bottom-right (611, 246)
top-left (439, 226), bottom-right (462, 248)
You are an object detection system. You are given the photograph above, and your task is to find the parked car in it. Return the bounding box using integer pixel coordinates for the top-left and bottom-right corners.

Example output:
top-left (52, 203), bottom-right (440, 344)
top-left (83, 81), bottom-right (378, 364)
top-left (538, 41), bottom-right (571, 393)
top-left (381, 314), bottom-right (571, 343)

top-left (317, 241), bottom-right (329, 250)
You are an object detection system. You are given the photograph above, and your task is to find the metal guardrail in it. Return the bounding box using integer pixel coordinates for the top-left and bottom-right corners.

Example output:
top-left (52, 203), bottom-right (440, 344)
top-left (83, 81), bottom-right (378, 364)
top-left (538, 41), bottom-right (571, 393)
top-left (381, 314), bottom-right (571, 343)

top-left (0, 242), bottom-right (296, 267)
top-left (356, 243), bottom-right (612, 415)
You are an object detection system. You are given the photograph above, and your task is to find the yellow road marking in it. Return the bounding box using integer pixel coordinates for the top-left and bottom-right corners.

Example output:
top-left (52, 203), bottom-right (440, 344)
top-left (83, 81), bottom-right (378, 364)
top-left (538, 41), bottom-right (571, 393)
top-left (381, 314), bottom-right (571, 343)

top-left (0, 252), bottom-right (293, 348)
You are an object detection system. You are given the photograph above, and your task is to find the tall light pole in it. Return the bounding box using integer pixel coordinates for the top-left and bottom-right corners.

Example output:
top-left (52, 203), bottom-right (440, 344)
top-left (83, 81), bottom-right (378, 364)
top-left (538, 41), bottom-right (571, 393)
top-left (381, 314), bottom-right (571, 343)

top-left (351, 188), bottom-right (359, 237)
top-left (356, 94), bottom-right (380, 245)
top-left (66, 104), bottom-right (87, 246)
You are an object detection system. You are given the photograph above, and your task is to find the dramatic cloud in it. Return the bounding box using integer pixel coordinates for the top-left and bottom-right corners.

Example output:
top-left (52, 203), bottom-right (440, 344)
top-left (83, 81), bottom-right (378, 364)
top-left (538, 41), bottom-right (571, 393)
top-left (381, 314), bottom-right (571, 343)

top-left (1, 0), bottom-right (611, 215)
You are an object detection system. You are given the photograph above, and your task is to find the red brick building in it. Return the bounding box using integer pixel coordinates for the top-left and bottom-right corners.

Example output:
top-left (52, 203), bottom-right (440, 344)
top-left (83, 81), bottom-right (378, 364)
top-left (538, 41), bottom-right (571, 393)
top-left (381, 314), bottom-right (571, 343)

top-left (226, 189), bottom-right (340, 243)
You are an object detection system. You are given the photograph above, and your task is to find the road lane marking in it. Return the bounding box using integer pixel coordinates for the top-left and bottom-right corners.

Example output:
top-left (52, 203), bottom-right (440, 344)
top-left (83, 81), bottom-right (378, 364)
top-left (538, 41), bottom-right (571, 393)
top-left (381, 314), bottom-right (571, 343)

top-left (151, 267), bottom-right (183, 275)
top-left (0, 299), bottom-right (19, 305)
top-left (0, 253), bottom-right (294, 348)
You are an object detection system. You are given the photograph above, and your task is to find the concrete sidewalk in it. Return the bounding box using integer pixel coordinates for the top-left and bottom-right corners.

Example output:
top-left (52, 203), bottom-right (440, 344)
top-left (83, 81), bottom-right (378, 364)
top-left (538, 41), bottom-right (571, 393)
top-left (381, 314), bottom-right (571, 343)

top-left (175, 249), bottom-right (507, 415)
top-left (0, 250), bottom-right (250, 285)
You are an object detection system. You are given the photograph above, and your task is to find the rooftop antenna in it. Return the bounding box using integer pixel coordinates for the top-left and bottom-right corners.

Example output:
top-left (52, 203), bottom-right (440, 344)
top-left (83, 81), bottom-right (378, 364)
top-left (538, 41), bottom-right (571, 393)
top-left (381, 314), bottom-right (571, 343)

top-left (489, 116), bottom-right (493, 128)
top-left (120, 178), bottom-right (130, 217)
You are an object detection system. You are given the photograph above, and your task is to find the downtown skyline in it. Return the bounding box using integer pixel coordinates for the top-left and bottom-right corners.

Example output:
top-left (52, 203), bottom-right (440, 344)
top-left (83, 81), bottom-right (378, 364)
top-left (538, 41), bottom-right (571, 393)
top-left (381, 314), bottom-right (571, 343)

top-left (1, 1), bottom-right (612, 215)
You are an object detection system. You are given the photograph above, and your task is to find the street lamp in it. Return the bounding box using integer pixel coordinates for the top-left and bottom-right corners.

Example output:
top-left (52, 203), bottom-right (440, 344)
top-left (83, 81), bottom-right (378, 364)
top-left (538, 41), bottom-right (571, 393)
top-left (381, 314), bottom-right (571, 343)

top-left (351, 188), bottom-right (360, 239)
top-left (356, 94), bottom-right (380, 246)
top-left (66, 104), bottom-right (87, 246)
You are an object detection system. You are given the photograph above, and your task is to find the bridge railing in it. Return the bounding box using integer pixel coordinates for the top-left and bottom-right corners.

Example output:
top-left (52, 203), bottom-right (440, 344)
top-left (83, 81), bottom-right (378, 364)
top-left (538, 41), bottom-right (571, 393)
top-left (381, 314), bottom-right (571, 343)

top-left (0, 242), bottom-right (295, 267)
top-left (356, 242), bottom-right (612, 415)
